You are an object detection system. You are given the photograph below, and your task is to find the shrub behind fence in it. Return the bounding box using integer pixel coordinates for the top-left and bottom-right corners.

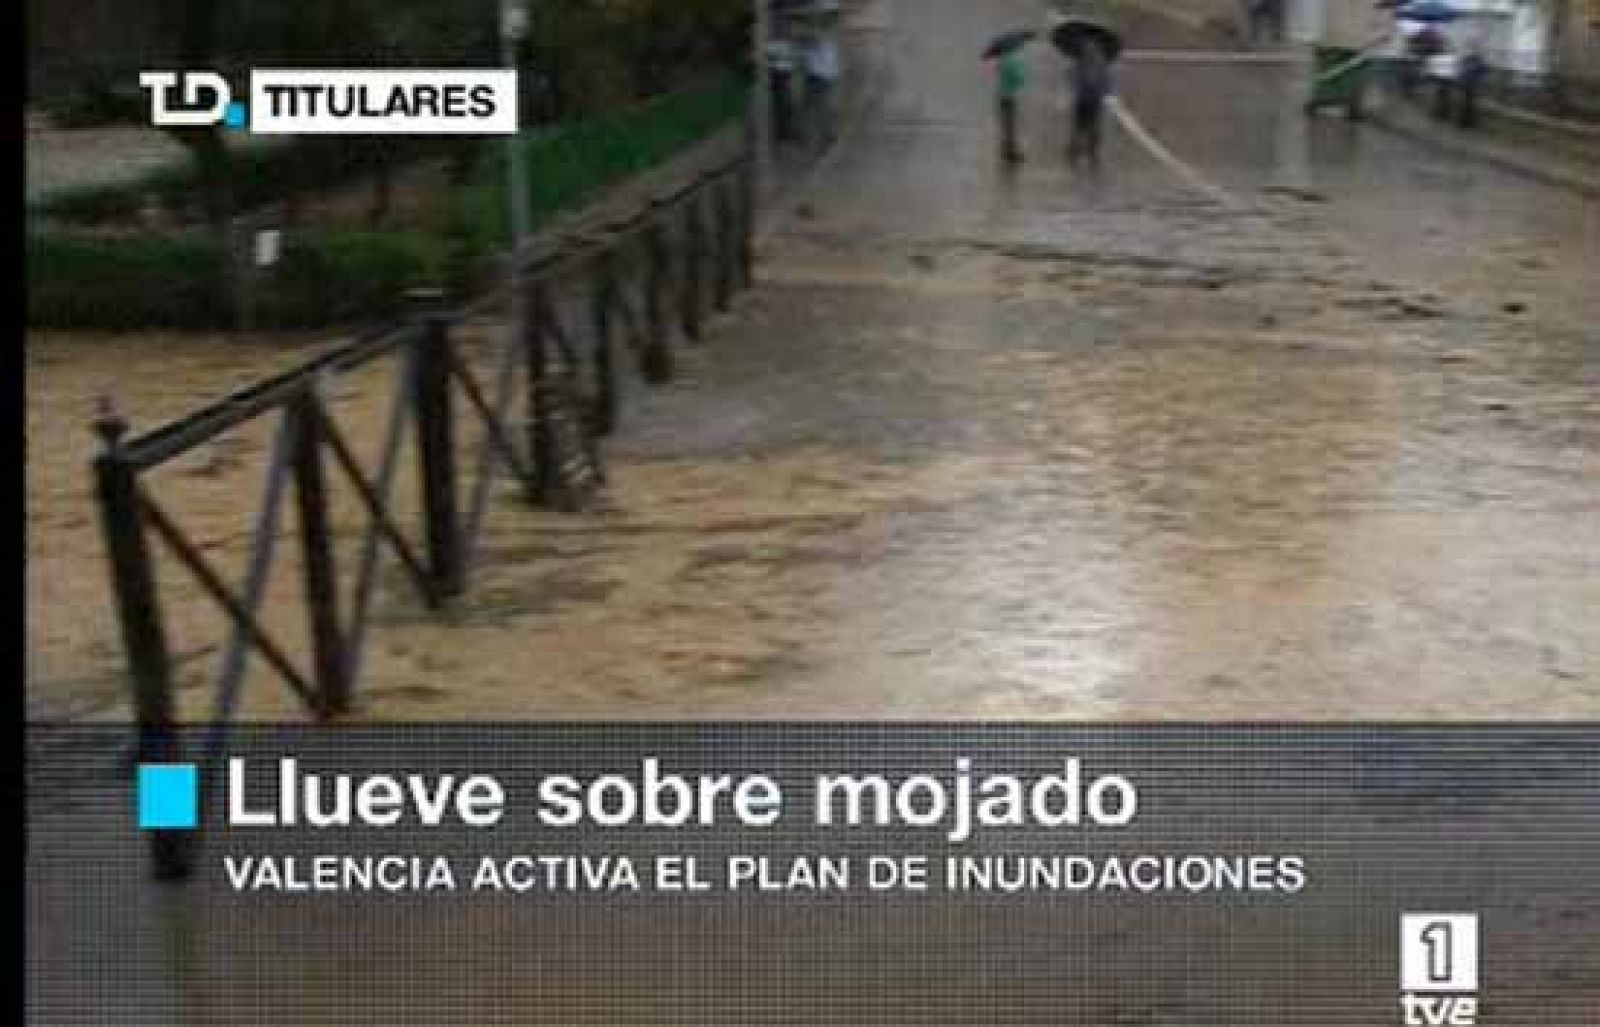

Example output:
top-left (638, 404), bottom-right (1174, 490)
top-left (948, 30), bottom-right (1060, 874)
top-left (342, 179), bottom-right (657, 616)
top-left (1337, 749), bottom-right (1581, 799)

top-left (28, 75), bottom-right (750, 331)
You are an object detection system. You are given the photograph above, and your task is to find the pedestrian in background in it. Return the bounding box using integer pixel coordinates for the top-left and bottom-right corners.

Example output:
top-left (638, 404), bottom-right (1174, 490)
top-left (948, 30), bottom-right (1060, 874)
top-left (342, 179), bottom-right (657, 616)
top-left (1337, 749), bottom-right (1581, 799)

top-left (768, 35), bottom-right (799, 143)
top-left (1403, 24), bottom-right (1445, 99)
top-left (1458, 39), bottom-right (1488, 129)
top-left (1247, 0), bottom-right (1284, 46)
top-left (802, 28), bottom-right (842, 149)
top-left (1426, 48), bottom-right (1460, 122)
top-left (996, 47), bottom-right (1028, 163)
top-left (1067, 39), bottom-right (1113, 169)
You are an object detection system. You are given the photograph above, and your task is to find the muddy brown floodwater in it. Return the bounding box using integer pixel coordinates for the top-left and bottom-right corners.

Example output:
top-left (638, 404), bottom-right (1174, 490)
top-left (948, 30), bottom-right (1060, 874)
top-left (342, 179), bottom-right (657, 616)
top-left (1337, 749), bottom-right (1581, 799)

top-left (26, 0), bottom-right (1600, 721)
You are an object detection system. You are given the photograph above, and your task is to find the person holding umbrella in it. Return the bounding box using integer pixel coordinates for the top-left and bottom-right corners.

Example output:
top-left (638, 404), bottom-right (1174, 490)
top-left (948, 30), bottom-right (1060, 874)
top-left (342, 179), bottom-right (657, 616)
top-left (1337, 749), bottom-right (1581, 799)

top-left (1051, 16), bottom-right (1121, 169)
top-left (983, 30), bottom-right (1035, 164)
top-left (1396, 3), bottom-right (1460, 99)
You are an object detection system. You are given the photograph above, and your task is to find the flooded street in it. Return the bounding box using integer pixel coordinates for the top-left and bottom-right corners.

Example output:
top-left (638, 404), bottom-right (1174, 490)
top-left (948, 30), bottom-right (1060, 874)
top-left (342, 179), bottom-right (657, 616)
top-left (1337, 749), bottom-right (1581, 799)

top-left (27, 0), bottom-right (1599, 720)
top-left (26, 7), bottom-right (1600, 1027)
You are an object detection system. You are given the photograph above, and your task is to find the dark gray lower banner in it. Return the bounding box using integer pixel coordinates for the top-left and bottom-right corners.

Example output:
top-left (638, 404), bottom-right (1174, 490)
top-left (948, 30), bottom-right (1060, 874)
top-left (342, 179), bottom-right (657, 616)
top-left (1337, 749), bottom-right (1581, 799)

top-left (25, 726), bottom-right (1600, 1025)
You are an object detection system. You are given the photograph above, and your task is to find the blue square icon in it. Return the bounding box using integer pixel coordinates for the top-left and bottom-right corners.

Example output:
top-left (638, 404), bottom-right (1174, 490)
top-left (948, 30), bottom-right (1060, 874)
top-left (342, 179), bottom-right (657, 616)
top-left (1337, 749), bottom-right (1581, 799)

top-left (138, 764), bottom-right (199, 830)
top-left (223, 102), bottom-right (248, 130)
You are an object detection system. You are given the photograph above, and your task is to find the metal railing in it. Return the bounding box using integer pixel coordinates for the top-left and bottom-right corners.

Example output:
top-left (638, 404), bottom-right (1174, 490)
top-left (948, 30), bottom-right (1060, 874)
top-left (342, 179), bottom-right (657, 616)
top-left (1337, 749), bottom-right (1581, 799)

top-left (92, 150), bottom-right (756, 879)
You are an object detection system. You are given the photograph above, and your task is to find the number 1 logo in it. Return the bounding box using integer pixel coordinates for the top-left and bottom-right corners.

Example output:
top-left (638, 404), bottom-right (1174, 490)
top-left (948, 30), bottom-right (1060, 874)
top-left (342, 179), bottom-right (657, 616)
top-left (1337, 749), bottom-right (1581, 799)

top-left (1401, 913), bottom-right (1479, 993)
top-left (1420, 920), bottom-right (1454, 984)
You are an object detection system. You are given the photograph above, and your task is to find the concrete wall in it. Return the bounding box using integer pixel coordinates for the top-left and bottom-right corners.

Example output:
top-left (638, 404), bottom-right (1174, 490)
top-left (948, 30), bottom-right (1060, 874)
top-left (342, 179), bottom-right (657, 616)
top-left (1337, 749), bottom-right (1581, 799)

top-left (1311, 0), bottom-right (1392, 48)
top-left (1107, 0), bottom-right (1246, 36)
top-left (1558, 0), bottom-right (1600, 88)
top-left (1298, 0), bottom-right (1598, 85)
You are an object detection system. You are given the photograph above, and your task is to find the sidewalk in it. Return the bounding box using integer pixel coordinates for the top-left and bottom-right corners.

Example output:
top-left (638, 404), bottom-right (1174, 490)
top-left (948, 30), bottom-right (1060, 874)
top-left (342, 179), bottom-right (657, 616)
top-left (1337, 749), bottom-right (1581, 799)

top-left (761, 0), bottom-right (893, 217)
top-left (1365, 89), bottom-right (1600, 199)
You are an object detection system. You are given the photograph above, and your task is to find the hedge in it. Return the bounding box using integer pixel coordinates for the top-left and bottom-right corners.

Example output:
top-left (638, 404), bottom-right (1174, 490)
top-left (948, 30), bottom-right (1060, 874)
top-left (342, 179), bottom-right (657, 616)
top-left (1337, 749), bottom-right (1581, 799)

top-left (27, 234), bottom-right (233, 329)
top-left (28, 75), bottom-right (748, 330)
top-left (27, 230), bottom-right (449, 330)
top-left (267, 231), bottom-right (450, 327)
top-left (456, 73), bottom-right (749, 252)
top-left (33, 76), bottom-right (745, 231)
top-left (32, 137), bottom-right (413, 227)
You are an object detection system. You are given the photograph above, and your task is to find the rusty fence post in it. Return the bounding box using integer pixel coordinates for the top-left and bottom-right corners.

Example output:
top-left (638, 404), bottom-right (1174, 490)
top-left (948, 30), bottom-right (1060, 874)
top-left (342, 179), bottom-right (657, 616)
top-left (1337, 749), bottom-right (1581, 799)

top-left (738, 153), bottom-right (757, 289)
top-left (713, 172), bottom-right (736, 312)
top-left (410, 293), bottom-right (464, 599)
top-left (92, 401), bottom-right (194, 881)
top-left (681, 183), bottom-right (707, 342)
top-left (289, 386), bottom-right (349, 716)
top-left (641, 203), bottom-right (674, 384)
top-left (589, 251), bottom-right (620, 437)
top-left (523, 279), bottom-right (564, 507)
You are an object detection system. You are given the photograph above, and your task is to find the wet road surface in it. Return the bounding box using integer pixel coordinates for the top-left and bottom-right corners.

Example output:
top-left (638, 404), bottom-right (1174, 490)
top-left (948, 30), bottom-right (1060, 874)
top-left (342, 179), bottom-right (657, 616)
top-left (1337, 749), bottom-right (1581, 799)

top-left (403, 0), bottom-right (1600, 716)
top-left (346, 0), bottom-right (1600, 720)
top-left (23, 6), bottom-right (1600, 1024)
top-left (28, 0), bottom-right (1599, 720)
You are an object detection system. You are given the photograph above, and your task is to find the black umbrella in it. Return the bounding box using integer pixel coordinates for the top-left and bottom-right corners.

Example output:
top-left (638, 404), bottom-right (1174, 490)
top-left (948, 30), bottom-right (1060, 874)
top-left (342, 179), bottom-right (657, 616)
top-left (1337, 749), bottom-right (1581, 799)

top-left (982, 29), bottom-right (1036, 60)
top-left (1395, 1), bottom-right (1463, 23)
top-left (1050, 19), bottom-right (1122, 60)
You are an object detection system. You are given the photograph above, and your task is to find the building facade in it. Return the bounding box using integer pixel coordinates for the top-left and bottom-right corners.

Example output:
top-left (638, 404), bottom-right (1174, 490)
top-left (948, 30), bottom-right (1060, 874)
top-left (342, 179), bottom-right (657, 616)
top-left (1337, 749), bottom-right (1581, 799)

top-left (1297, 0), bottom-right (1594, 86)
top-left (1555, 0), bottom-right (1600, 89)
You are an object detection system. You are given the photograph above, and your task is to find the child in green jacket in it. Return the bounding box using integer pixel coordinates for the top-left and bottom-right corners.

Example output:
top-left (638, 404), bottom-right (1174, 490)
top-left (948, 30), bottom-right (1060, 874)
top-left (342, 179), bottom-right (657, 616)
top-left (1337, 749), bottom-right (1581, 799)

top-left (997, 50), bottom-right (1027, 163)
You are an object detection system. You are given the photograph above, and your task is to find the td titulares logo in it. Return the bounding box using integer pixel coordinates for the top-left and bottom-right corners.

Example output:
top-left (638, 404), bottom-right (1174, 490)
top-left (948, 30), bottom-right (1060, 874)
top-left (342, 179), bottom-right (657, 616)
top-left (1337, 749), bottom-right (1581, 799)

top-left (1400, 914), bottom-right (1480, 1024)
top-left (139, 71), bottom-right (245, 129)
top-left (139, 70), bottom-right (517, 135)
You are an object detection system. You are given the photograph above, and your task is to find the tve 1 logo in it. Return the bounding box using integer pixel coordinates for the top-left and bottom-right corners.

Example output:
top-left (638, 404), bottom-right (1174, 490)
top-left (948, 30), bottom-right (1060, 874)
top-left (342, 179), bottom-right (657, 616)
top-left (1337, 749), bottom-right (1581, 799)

top-left (1400, 913), bottom-right (1481, 1025)
top-left (138, 72), bottom-right (247, 129)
